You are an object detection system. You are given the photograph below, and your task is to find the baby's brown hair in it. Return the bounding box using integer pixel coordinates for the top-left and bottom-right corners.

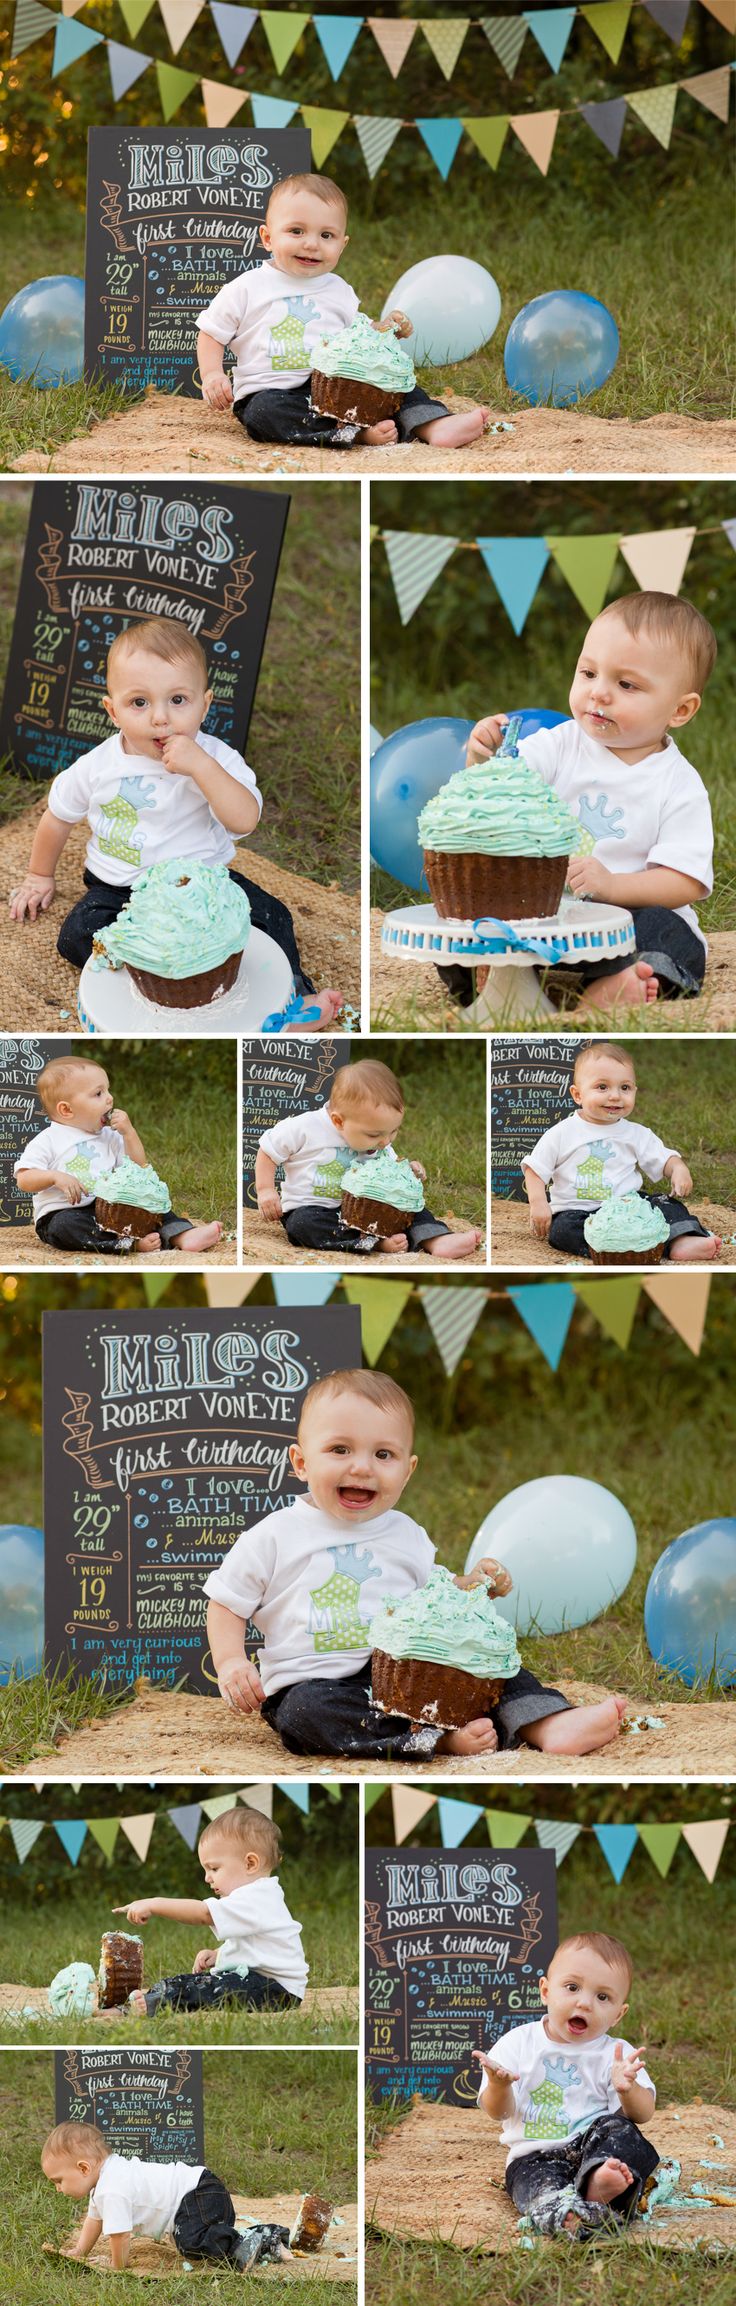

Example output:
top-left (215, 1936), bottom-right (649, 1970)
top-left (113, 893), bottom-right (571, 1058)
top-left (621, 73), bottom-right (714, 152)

top-left (596, 592), bottom-right (716, 693)
top-left (550, 1932), bottom-right (633, 1995)
top-left (572, 1042), bottom-right (635, 1085)
top-left (266, 173), bottom-right (348, 228)
top-left (35, 1057), bottom-right (107, 1116)
top-left (42, 2121), bottom-right (108, 2167)
top-left (106, 617), bottom-right (209, 690)
top-left (199, 1804), bottom-right (282, 1873)
top-left (297, 1368), bottom-right (415, 1445)
top-left (330, 1060), bottom-right (404, 1116)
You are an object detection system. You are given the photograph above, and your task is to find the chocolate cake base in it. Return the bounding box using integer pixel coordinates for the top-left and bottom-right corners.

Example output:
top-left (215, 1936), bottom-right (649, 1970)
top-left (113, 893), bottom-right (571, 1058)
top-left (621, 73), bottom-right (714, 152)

top-left (372, 1650), bottom-right (503, 1731)
top-left (96, 1197), bottom-right (164, 1240)
top-left (98, 1932), bottom-right (143, 2009)
top-left (423, 850), bottom-right (569, 924)
top-left (289, 2195), bottom-right (334, 2252)
top-left (341, 1191), bottom-right (411, 1238)
top-left (127, 948), bottom-right (243, 1009)
top-left (587, 1242), bottom-right (666, 1266)
top-left (309, 372), bottom-right (401, 427)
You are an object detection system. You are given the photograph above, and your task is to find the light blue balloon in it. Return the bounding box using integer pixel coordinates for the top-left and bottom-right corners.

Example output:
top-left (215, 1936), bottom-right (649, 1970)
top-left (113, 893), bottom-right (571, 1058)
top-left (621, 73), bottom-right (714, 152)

top-left (0, 276), bottom-right (85, 388)
top-left (380, 256), bottom-right (501, 367)
top-left (0, 1524), bottom-right (44, 1680)
top-left (504, 292), bottom-right (619, 409)
top-left (644, 1518), bottom-right (736, 1688)
top-left (464, 1476), bottom-right (637, 1634)
top-left (370, 712), bottom-right (567, 891)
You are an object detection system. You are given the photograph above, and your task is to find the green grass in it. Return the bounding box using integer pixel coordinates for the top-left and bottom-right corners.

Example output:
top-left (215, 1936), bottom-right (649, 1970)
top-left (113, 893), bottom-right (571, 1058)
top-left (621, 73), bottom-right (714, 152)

top-left (362, 1039), bottom-right (486, 1231)
top-left (366, 2235), bottom-right (736, 2305)
top-left (491, 1038), bottom-right (736, 1215)
top-left (0, 1650), bottom-right (135, 1772)
top-left (0, 2047), bottom-right (357, 2305)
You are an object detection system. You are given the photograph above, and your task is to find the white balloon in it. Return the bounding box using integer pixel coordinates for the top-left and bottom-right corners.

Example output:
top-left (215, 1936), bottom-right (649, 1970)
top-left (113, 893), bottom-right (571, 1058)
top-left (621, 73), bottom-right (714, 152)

top-left (464, 1476), bottom-right (637, 1635)
top-left (380, 255), bottom-right (501, 367)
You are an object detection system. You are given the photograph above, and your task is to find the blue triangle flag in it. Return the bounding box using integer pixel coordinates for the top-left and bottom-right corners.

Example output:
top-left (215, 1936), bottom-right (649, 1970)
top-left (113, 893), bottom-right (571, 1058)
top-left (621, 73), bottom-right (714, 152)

top-left (54, 1819), bottom-right (88, 1864)
top-left (276, 1781), bottom-right (310, 1812)
top-left (53, 17), bottom-right (103, 72)
top-left (168, 1803), bottom-right (203, 1850)
top-left (476, 537), bottom-right (550, 635)
top-left (593, 1824), bottom-right (639, 1882)
top-left (107, 40), bottom-right (151, 100)
top-left (251, 95), bottom-right (300, 127)
top-left (313, 15), bottom-right (362, 80)
top-left (416, 118), bottom-right (463, 180)
top-left (211, 3), bottom-right (256, 68)
top-left (524, 9), bottom-right (575, 71)
top-left (437, 1797), bottom-right (484, 1846)
top-left (272, 1274), bottom-right (339, 1305)
top-left (507, 1283), bottom-right (576, 1372)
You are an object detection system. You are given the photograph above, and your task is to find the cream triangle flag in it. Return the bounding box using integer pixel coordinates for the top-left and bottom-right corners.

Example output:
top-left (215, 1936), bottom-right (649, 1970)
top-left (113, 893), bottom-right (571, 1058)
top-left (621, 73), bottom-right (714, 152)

top-left (680, 66), bottom-right (731, 121)
top-left (237, 1783), bottom-right (274, 1817)
top-left (618, 526), bottom-right (696, 594)
top-left (392, 1786), bottom-right (437, 1843)
top-left (367, 17), bottom-right (417, 75)
top-left (509, 110), bottom-right (560, 174)
top-left (204, 1273), bottom-right (263, 1305)
top-left (641, 1272), bottom-right (711, 1353)
top-left (681, 1819), bottom-right (730, 1881)
top-left (158, 0), bottom-right (203, 53)
top-left (700, 0), bottom-right (735, 25)
top-left (627, 82), bottom-right (679, 148)
top-left (119, 1813), bottom-right (156, 1861)
top-left (201, 79), bottom-right (246, 126)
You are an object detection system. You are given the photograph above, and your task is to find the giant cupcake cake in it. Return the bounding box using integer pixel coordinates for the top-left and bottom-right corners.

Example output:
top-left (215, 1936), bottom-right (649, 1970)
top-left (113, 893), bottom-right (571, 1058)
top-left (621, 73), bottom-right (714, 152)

top-left (583, 1194), bottom-right (669, 1266)
top-left (417, 714), bottom-right (580, 922)
top-left (340, 1149), bottom-right (425, 1240)
top-left (310, 312), bottom-right (415, 429)
top-left (93, 859), bottom-right (250, 1010)
top-left (96, 1157), bottom-right (171, 1244)
top-left (370, 1565), bottom-right (521, 1730)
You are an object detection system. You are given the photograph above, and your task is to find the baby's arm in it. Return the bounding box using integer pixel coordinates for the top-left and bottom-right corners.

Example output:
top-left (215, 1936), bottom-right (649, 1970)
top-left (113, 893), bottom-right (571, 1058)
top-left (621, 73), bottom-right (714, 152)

top-left (108, 1112), bottom-right (147, 1165)
top-left (8, 808), bottom-right (72, 920)
top-left (472, 2050), bottom-right (519, 2119)
top-left (568, 857), bottom-right (706, 908)
top-left (156, 739), bottom-right (260, 836)
top-left (663, 1152), bottom-right (693, 1196)
top-left (611, 2041), bottom-right (655, 2124)
top-left (108, 2230), bottom-right (132, 2272)
top-left (523, 1162), bottom-right (552, 1238)
top-left (255, 1149), bottom-right (282, 1222)
top-left (113, 1895), bottom-right (211, 1926)
top-left (197, 329), bottom-right (233, 409)
top-left (63, 2211), bottom-right (103, 2260)
top-left (15, 1165), bottom-right (85, 1204)
top-left (207, 1598), bottom-right (266, 1713)
top-left (453, 1556), bottom-right (513, 1597)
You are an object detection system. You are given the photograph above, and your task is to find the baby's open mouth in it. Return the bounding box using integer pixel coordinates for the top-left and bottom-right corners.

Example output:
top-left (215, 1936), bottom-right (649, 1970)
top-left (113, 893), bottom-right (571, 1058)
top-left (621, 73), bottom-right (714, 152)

top-left (338, 1484), bottom-right (376, 1508)
top-left (567, 2015), bottom-right (588, 2034)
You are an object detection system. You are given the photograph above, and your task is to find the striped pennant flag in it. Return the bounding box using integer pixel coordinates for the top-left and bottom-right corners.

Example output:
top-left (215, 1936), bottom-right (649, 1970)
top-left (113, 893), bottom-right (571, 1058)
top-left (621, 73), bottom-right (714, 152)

top-left (383, 530), bottom-right (458, 624)
top-left (481, 15), bottom-right (528, 75)
top-left (418, 1283), bottom-right (486, 1377)
top-left (9, 1819), bottom-right (44, 1863)
top-left (354, 114), bottom-right (403, 178)
top-left (535, 1819), bottom-right (582, 1866)
top-left (11, 0), bottom-right (56, 55)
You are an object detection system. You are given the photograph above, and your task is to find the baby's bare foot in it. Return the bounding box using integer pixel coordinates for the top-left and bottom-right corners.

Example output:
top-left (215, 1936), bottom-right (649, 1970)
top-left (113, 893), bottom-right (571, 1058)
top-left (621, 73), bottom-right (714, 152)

top-left (524, 1696), bottom-right (624, 1755)
top-left (585, 2158), bottom-right (633, 2205)
top-left (175, 1222), bottom-right (222, 1253)
top-left (124, 1989), bottom-right (148, 2015)
top-left (418, 408), bottom-right (491, 447)
top-left (379, 1232), bottom-right (409, 1253)
top-left (133, 1231), bottom-right (161, 1254)
top-left (669, 1233), bottom-right (721, 1261)
top-left (576, 960), bottom-right (658, 1015)
top-left (426, 1228), bottom-right (483, 1259)
top-left (358, 419), bottom-right (398, 445)
top-left (439, 1715), bottom-right (499, 1755)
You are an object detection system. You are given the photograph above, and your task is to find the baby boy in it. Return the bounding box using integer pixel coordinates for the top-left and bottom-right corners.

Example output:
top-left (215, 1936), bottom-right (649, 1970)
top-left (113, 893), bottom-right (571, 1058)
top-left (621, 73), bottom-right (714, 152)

top-left (255, 1055), bottom-right (481, 1257)
top-left (114, 1803), bottom-right (307, 2016)
top-left (15, 1056), bottom-right (220, 1257)
top-left (41, 2121), bottom-right (291, 2271)
top-left (523, 1040), bottom-right (720, 1261)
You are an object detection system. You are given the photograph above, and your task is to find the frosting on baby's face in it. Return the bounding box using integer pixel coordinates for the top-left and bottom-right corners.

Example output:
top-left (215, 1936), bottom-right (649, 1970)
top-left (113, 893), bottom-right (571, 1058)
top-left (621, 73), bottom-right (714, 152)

top-left (569, 611), bottom-right (701, 765)
top-left (330, 1096), bottom-right (403, 1153)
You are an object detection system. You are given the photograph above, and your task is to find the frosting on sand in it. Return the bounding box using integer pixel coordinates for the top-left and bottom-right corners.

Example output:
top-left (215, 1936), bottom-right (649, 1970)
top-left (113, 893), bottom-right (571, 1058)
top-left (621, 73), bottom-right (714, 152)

top-left (369, 1564), bottom-right (521, 1677)
top-left (93, 860), bottom-right (250, 978)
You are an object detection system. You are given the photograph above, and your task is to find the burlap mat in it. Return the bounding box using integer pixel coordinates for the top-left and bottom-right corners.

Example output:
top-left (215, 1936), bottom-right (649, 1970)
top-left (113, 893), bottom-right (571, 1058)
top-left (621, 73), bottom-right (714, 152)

top-left (0, 1983), bottom-right (357, 2027)
top-left (490, 1197), bottom-right (736, 1267)
top-left (242, 1207), bottom-right (486, 1269)
top-left (43, 2193), bottom-right (357, 2278)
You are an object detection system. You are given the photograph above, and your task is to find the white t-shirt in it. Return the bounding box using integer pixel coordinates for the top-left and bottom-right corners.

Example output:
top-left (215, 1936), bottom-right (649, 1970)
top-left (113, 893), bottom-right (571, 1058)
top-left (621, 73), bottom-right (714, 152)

top-left (48, 729), bottom-right (262, 888)
top-left (89, 2153), bottom-right (205, 2239)
top-left (197, 262), bottom-right (360, 399)
top-left (258, 1104), bottom-right (400, 1214)
top-left (518, 721), bottom-right (712, 946)
top-left (15, 1120), bottom-right (126, 1222)
top-left (203, 1493), bottom-right (436, 1695)
top-left (205, 1875), bottom-right (308, 1995)
top-left (523, 1113), bottom-right (679, 1212)
top-left (479, 2017), bottom-right (656, 2165)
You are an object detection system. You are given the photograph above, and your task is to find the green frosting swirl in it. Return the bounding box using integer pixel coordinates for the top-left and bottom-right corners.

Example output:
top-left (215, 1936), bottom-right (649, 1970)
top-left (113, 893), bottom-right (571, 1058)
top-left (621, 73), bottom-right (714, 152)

top-left (583, 1194), bottom-right (670, 1251)
top-left (311, 312), bottom-right (415, 391)
top-left (369, 1565), bottom-right (521, 1677)
top-left (417, 760), bottom-right (579, 859)
top-left (341, 1150), bottom-right (424, 1211)
top-left (96, 1157), bottom-right (171, 1214)
top-left (94, 860), bottom-right (250, 978)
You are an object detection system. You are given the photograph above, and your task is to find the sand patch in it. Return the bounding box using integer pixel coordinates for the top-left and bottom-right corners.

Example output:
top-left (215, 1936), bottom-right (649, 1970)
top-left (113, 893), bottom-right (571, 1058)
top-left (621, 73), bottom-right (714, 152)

top-left (0, 1982), bottom-right (357, 2028)
top-left (371, 910), bottom-right (736, 1034)
top-left (0, 1223), bottom-right (236, 1267)
top-left (241, 1206), bottom-right (486, 1269)
top-left (490, 1197), bottom-right (736, 1267)
top-left (42, 2193), bottom-right (357, 2278)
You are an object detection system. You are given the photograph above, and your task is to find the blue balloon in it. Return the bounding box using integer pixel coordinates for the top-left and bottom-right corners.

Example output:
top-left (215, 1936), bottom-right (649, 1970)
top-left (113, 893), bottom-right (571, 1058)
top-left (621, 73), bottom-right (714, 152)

top-left (644, 1519), bottom-right (736, 1688)
top-left (0, 276), bottom-right (85, 388)
top-left (0, 1524), bottom-right (44, 1681)
top-left (380, 256), bottom-right (501, 366)
top-left (465, 1477), bottom-right (637, 1635)
top-left (504, 292), bottom-right (619, 409)
top-left (370, 711), bottom-right (568, 890)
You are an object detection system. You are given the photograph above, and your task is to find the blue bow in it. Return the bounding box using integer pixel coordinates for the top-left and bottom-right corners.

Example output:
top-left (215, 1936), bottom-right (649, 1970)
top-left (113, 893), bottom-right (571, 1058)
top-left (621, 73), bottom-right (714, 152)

top-left (448, 915), bottom-right (568, 964)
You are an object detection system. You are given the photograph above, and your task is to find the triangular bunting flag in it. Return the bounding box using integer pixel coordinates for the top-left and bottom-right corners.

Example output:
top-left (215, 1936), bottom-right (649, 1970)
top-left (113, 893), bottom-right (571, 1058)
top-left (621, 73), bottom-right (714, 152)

top-left (11, 0), bottom-right (61, 52)
top-left (535, 1819), bottom-right (582, 1866)
top-left (251, 94), bottom-right (300, 126)
top-left (364, 1783), bottom-right (387, 1813)
top-left (723, 520), bottom-right (736, 552)
top-left (641, 1272), bottom-right (711, 1354)
top-left (700, 0), bottom-right (735, 22)
top-left (416, 119), bottom-right (464, 179)
top-left (461, 116), bottom-right (508, 170)
top-left (141, 1274), bottom-right (174, 1306)
top-left (204, 1273), bottom-right (263, 1305)
top-left (573, 1278), bottom-right (640, 1349)
top-left (383, 530), bottom-right (458, 625)
top-left (157, 0), bottom-right (203, 54)
top-left (313, 15), bottom-right (362, 80)
top-left (156, 60), bottom-right (199, 117)
top-left (238, 1783), bottom-right (273, 1817)
top-left (681, 1819), bottom-right (729, 1881)
top-left (680, 67), bottom-right (731, 122)
top-left (53, 17), bottom-right (103, 71)
top-left (627, 84), bottom-right (679, 149)
top-left (481, 15), bottom-right (528, 75)
top-left (524, 9), bottom-right (575, 71)
top-left (638, 1822), bottom-right (682, 1876)
top-left (54, 1819), bottom-right (88, 1864)
top-left (107, 39), bottom-right (151, 99)
top-left (367, 18), bottom-right (417, 76)
top-left (118, 0), bottom-right (155, 35)
top-left (593, 1823), bottom-right (638, 1880)
top-left (300, 107), bottom-right (350, 168)
top-left (485, 1810), bottom-right (531, 1848)
top-left (579, 97), bottom-right (627, 155)
top-left (418, 1284), bottom-right (486, 1377)
top-left (619, 526), bottom-right (695, 595)
top-left (476, 537), bottom-right (550, 635)
top-left (547, 534), bottom-right (621, 618)
top-left (580, 1), bottom-right (631, 63)
top-left (119, 1812), bottom-right (156, 1861)
top-left (507, 1282), bottom-right (576, 1371)
top-left (392, 1787), bottom-right (437, 1843)
top-left (201, 79), bottom-right (246, 127)
top-left (642, 0), bottom-right (690, 39)
top-left (276, 1781), bottom-right (310, 1813)
top-left (87, 1816), bottom-right (121, 1860)
top-left (342, 1278), bottom-right (413, 1365)
top-left (272, 1272), bottom-right (339, 1305)
top-left (509, 110), bottom-right (560, 175)
top-left (437, 1797), bottom-right (484, 1845)
top-left (200, 1792), bottom-right (238, 1819)
top-left (261, 11), bottom-right (308, 73)
top-left (422, 20), bottom-right (470, 80)
top-left (211, 3), bottom-right (256, 69)
top-left (62, 0), bottom-right (89, 16)
top-left (167, 1803), bottom-right (202, 1850)
top-left (354, 114), bottom-right (403, 177)
top-left (9, 1819), bottom-right (44, 1863)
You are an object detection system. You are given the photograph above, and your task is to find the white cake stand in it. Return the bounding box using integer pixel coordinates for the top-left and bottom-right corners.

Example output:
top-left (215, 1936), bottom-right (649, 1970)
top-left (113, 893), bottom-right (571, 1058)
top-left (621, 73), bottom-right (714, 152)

top-left (77, 929), bottom-right (293, 1037)
top-left (381, 897), bottom-right (636, 1026)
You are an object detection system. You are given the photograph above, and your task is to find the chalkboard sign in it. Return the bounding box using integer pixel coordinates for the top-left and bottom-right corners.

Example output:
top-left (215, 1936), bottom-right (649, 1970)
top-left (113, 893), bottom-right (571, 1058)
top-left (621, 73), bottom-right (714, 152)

top-left (43, 1304), bottom-right (360, 1691)
top-left (365, 1846), bottom-right (557, 2104)
top-left (491, 1037), bottom-right (584, 1199)
top-left (0, 481), bottom-right (289, 783)
top-left (242, 1037), bottom-right (350, 1210)
top-left (0, 1037), bottom-right (72, 1224)
top-left (84, 127), bottom-right (310, 394)
top-left (55, 2050), bottom-right (204, 2162)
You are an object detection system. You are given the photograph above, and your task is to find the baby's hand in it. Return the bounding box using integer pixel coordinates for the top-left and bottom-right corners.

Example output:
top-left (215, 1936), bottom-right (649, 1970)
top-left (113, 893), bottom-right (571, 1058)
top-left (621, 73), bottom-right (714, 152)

top-left (109, 1107), bottom-right (132, 1136)
top-left (668, 1159), bottom-right (693, 1197)
top-left (466, 715), bottom-right (507, 766)
top-left (54, 1171), bottom-right (85, 1205)
top-left (472, 2050), bottom-right (519, 2083)
top-left (567, 854), bottom-right (614, 902)
top-left (159, 734), bottom-right (203, 777)
top-left (258, 1190), bottom-right (283, 1223)
top-left (8, 872), bottom-right (56, 922)
top-left (201, 372), bottom-right (234, 409)
top-left (217, 1655), bottom-right (265, 1714)
top-left (612, 2041), bottom-right (648, 2094)
top-left (112, 1899), bottom-right (156, 1925)
top-left (458, 1555), bottom-right (513, 1598)
top-left (409, 1160), bottom-right (427, 1182)
top-left (530, 1207), bottom-right (552, 1238)
top-left (193, 1948), bottom-right (217, 1974)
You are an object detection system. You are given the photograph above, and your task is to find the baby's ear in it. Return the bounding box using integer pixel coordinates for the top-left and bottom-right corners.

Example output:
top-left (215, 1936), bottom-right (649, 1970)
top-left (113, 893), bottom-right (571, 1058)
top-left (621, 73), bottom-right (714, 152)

top-left (669, 690), bottom-right (701, 729)
top-left (102, 694), bottom-right (118, 726)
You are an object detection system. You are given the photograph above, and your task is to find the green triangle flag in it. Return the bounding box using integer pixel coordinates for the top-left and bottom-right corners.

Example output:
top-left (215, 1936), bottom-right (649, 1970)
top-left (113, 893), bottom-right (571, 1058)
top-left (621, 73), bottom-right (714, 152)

top-left (422, 19), bottom-right (470, 79)
top-left (638, 1823), bottom-right (682, 1876)
top-left (142, 1275), bottom-right (174, 1306)
top-left (156, 60), bottom-right (198, 118)
top-left (262, 11), bottom-right (308, 72)
top-left (87, 1817), bottom-right (121, 1860)
top-left (300, 106), bottom-right (349, 168)
top-left (546, 535), bottom-right (620, 619)
top-left (341, 1278), bottom-right (413, 1366)
top-left (627, 83), bottom-right (679, 149)
top-left (119, 0), bottom-right (156, 36)
top-left (460, 117), bottom-right (508, 170)
top-left (201, 1791), bottom-right (239, 1819)
top-left (364, 1784), bottom-right (387, 1813)
top-left (485, 1810), bottom-right (531, 1847)
top-left (580, 1), bottom-right (632, 62)
top-left (573, 1279), bottom-right (641, 1350)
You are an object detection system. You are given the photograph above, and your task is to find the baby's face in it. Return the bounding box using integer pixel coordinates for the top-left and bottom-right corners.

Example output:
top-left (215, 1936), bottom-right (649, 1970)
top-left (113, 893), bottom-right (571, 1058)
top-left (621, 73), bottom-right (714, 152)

top-left (259, 187), bottom-right (348, 278)
top-left (104, 645), bottom-right (211, 761)
top-left (56, 1064), bottom-right (113, 1134)
top-left (541, 1945), bottom-right (629, 2045)
top-left (572, 1054), bottom-right (637, 1124)
top-left (199, 1837), bottom-right (261, 1896)
top-left (43, 2149), bottom-right (97, 2200)
top-left (569, 612), bottom-right (699, 763)
top-left (289, 1391), bottom-right (417, 1525)
top-left (332, 1098), bottom-right (403, 1154)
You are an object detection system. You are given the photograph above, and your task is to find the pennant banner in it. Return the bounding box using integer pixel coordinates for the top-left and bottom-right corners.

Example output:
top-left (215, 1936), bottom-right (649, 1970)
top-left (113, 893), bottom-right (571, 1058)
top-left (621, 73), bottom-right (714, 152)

top-left (535, 1819), bottom-right (582, 1865)
top-left (507, 1282), bottom-right (576, 1372)
top-left (383, 531), bottom-right (459, 625)
top-left (377, 520), bottom-right (731, 629)
top-left (392, 1786), bottom-right (438, 1843)
top-left (418, 1283), bottom-right (487, 1377)
top-left (437, 1796), bottom-right (484, 1845)
top-left (342, 1277), bottom-right (413, 1365)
